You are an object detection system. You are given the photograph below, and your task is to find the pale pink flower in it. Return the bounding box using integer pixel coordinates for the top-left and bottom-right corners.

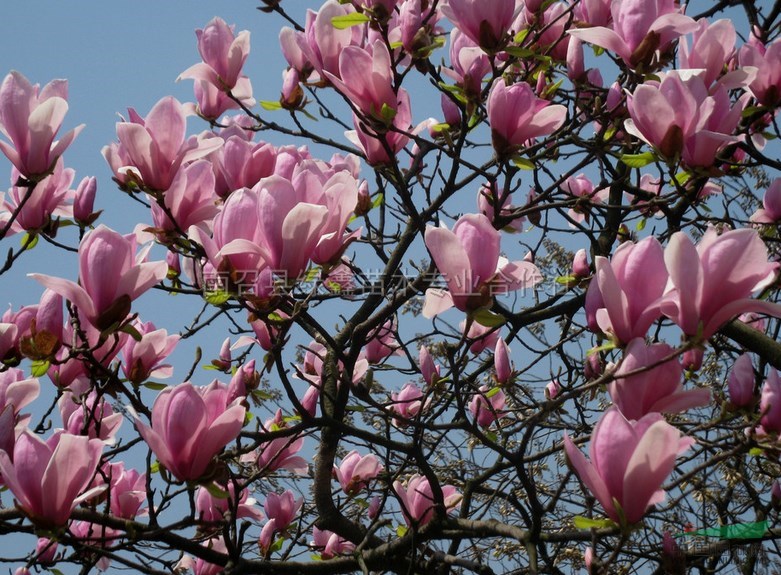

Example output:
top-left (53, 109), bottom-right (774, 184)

top-left (393, 475), bottom-right (461, 526)
top-left (0, 72), bottom-right (84, 178)
top-left (750, 179), bottom-right (781, 224)
top-left (563, 408), bottom-right (694, 526)
top-left (311, 527), bottom-right (356, 559)
top-left (120, 320), bottom-right (180, 385)
top-left (728, 353), bottom-right (755, 409)
top-left (469, 385), bottom-right (506, 428)
top-left (333, 451), bottom-right (383, 495)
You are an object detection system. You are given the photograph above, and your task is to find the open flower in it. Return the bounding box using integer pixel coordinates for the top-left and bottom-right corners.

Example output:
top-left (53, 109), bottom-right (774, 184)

top-left (564, 408), bottom-right (693, 526)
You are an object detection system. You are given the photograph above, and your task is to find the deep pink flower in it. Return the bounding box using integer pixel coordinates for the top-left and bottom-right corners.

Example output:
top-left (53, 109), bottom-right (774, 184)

top-left (0, 72), bottom-right (84, 179)
top-left (311, 527), bottom-right (356, 559)
top-left (660, 227), bottom-right (781, 342)
top-left (563, 408), bottom-right (694, 526)
top-left (728, 353), bottom-right (755, 409)
top-left (390, 383), bottom-right (430, 426)
top-left (120, 321), bottom-right (180, 385)
top-left (0, 430), bottom-right (104, 527)
top-left (179, 18), bottom-right (251, 92)
top-left (423, 213), bottom-right (542, 317)
top-left (419, 345), bottom-right (441, 386)
top-left (568, 0), bottom-right (696, 69)
top-left (333, 451), bottom-right (383, 495)
top-left (585, 236), bottom-right (667, 345)
top-left (469, 385), bottom-right (506, 428)
top-left (624, 71), bottom-right (748, 167)
top-left (103, 96), bottom-right (222, 192)
top-left (264, 490), bottom-right (303, 531)
top-left (493, 338), bottom-right (511, 384)
top-left (30, 225), bottom-right (167, 332)
top-left (393, 475), bottom-right (461, 526)
top-left (441, 0), bottom-right (519, 52)
top-left (609, 338), bottom-right (710, 420)
top-left (135, 381), bottom-right (245, 482)
top-left (487, 80), bottom-right (567, 158)
top-left (253, 410), bottom-right (308, 475)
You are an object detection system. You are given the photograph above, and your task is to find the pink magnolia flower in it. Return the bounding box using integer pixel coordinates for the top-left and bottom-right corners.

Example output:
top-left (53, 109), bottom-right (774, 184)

top-left (254, 410), bottom-right (308, 475)
top-left (1, 159), bottom-right (75, 235)
top-left (728, 353), bottom-right (755, 409)
top-left (0, 368), bottom-right (40, 426)
top-left (390, 383), bottom-right (430, 426)
top-left (333, 451), bottom-right (383, 495)
top-left (469, 385), bottom-right (506, 428)
top-left (419, 345), bottom-right (441, 386)
top-left (0, 430), bottom-right (104, 527)
top-left (73, 176), bottom-right (98, 225)
top-left (120, 320), bottom-right (180, 385)
top-left (624, 71), bottom-right (748, 167)
top-left (477, 182), bottom-right (523, 232)
top-left (487, 80), bottom-right (567, 158)
top-left (30, 225), bottom-right (168, 332)
top-left (545, 379), bottom-right (561, 400)
top-left (757, 369), bottom-right (781, 436)
top-left (150, 160), bottom-right (219, 235)
top-left (660, 227), bottom-right (781, 343)
top-left (393, 474), bottom-right (462, 526)
top-left (345, 89), bottom-right (412, 166)
top-left (59, 386), bottom-right (123, 444)
top-left (750, 178), bottom-right (781, 224)
top-left (461, 320), bottom-right (500, 354)
top-left (423, 213), bottom-right (542, 318)
top-left (311, 527), bottom-right (356, 559)
top-left (568, 0), bottom-right (696, 69)
top-left (35, 538), bottom-right (58, 566)
top-left (585, 236), bottom-right (667, 345)
top-left (134, 381), bottom-right (246, 482)
top-left (679, 19), bottom-right (738, 88)
top-left (441, 0), bottom-right (519, 52)
top-left (0, 72), bottom-right (84, 179)
top-left (196, 482), bottom-right (264, 524)
top-left (563, 408), bottom-right (694, 526)
top-left (572, 249), bottom-right (590, 279)
top-left (103, 462), bottom-right (146, 519)
top-left (493, 338), bottom-right (511, 384)
top-left (363, 318), bottom-right (401, 364)
top-left (179, 18), bottom-right (251, 92)
top-left (442, 29), bottom-right (491, 99)
top-left (212, 135), bottom-right (276, 198)
top-left (738, 33), bottom-right (781, 107)
top-left (264, 490), bottom-right (303, 531)
top-left (609, 338), bottom-right (710, 420)
top-left (561, 173), bottom-right (609, 226)
top-left (102, 96), bottom-right (222, 192)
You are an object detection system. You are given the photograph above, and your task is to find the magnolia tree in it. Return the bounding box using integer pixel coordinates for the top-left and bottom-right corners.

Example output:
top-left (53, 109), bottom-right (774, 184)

top-left (2, 0), bottom-right (781, 573)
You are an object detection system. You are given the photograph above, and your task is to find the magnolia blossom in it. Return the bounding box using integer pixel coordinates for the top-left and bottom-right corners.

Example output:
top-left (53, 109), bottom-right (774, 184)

top-left (419, 345), bottom-right (441, 386)
top-left (1, 159), bottom-right (74, 235)
top-left (30, 225), bottom-right (167, 332)
top-left (0, 71), bottom-right (84, 178)
top-left (728, 353), bottom-right (755, 409)
top-left (441, 0), bottom-right (519, 52)
top-left (585, 236), bottom-right (667, 345)
top-left (487, 80), bottom-right (567, 158)
top-left (660, 227), bottom-right (781, 343)
top-left (264, 490), bottom-right (303, 531)
top-left (469, 385), bottom-right (506, 428)
top-left (253, 410), bottom-right (308, 475)
top-left (135, 381), bottom-right (246, 482)
top-left (179, 17), bottom-right (250, 92)
top-left (757, 369), bottom-right (781, 436)
top-left (333, 451), bottom-right (382, 495)
top-left (564, 408), bottom-right (694, 526)
top-left (568, 0), bottom-right (696, 68)
top-left (393, 475), bottom-right (462, 526)
top-left (390, 383), bottom-right (430, 426)
top-left (750, 178), bottom-right (781, 224)
top-left (609, 339), bottom-right (710, 420)
top-left (624, 71), bottom-right (748, 167)
top-left (0, 430), bottom-right (104, 527)
top-left (196, 482), bottom-right (264, 524)
top-left (59, 387), bottom-right (123, 444)
top-left (311, 527), bottom-right (356, 559)
top-left (423, 213), bottom-right (542, 318)
top-left (120, 321), bottom-right (180, 385)
top-left (738, 33), bottom-right (781, 107)
top-left (102, 96), bottom-right (222, 191)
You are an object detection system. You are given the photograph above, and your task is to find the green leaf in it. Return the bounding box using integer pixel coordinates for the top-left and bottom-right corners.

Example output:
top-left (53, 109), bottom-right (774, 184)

top-left (244, 411), bottom-right (255, 425)
top-left (120, 323), bottom-right (143, 342)
top-left (574, 516), bottom-right (616, 530)
top-left (259, 100), bottom-right (283, 111)
top-left (346, 404), bottom-right (366, 412)
top-left (372, 193), bottom-right (384, 208)
top-left (749, 447), bottom-right (764, 456)
top-left (588, 342), bottom-right (615, 355)
top-left (380, 102), bottom-right (397, 123)
top-left (472, 308), bottom-right (506, 328)
top-left (150, 461), bottom-right (160, 474)
top-left (513, 29), bottom-right (529, 44)
top-left (636, 218), bottom-right (646, 231)
top-left (389, 41), bottom-right (403, 50)
top-left (143, 382), bottom-right (168, 391)
top-left (592, 45), bottom-right (605, 57)
top-left (204, 290), bottom-right (231, 305)
top-left (205, 482), bottom-right (230, 499)
top-left (504, 46), bottom-right (535, 59)
top-left (511, 156), bottom-right (535, 170)
top-left (619, 152), bottom-right (655, 168)
top-left (396, 525), bottom-right (408, 537)
top-left (485, 386), bottom-right (502, 398)
top-left (30, 359), bottom-right (50, 377)
top-left (50, 569), bottom-right (65, 575)
top-left (603, 125), bottom-right (617, 141)
top-left (252, 389), bottom-right (274, 401)
top-left (437, 82), bottom-right (468, 104)
top-left (331, 13), bottom-right (370, 29)
top-left (671, 171), bottom-right (692, 186)
top-left (555, 275), bottom-right (577, 285)
top-left (544, 78), bottom-right (564, 97)
top-left (21, 232), bottom-right (38, 250)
